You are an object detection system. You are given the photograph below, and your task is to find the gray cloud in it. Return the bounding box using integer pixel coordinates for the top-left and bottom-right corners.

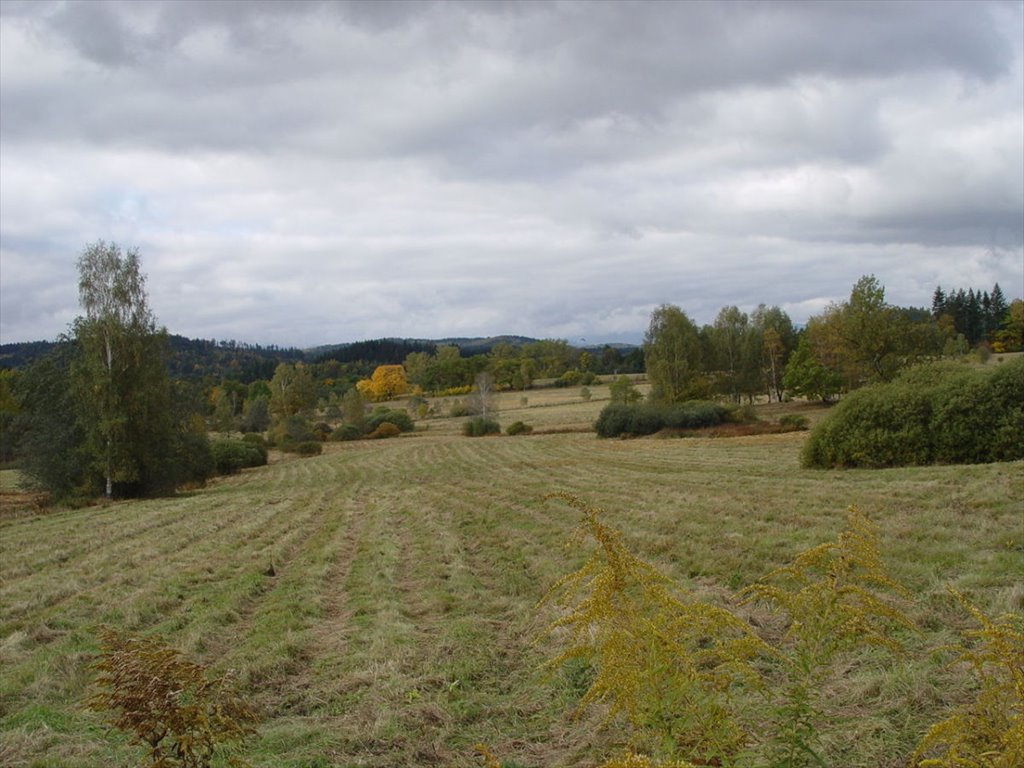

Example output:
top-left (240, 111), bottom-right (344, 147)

top-left (1, 0), bottom-right (1021, 347)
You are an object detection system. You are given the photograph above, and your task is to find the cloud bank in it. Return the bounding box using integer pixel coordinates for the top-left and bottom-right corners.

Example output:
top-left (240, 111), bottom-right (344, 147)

top-left (2, 0), bottom-right (1021, 347)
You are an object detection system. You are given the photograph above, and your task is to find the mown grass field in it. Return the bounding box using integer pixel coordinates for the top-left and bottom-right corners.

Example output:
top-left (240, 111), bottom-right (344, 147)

top-left (1, 383), bottom-right (1022, 767)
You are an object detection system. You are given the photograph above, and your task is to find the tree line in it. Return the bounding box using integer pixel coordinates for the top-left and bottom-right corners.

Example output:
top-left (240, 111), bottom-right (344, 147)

top-left (644, 275), bottom-right (1022, 407)
top-left (3, 242), bottom-right (1020, 502)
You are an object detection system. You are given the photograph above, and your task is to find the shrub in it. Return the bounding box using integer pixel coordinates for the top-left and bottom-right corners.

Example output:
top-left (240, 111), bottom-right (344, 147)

top-left (366, 422), bottom-right (401, 440)
top-left (210, 438), bottom-right (266, 475)
top-left (174, 430), bottom-right (215, 487)
top-left (312, 422), bottom-right (332, 441)
top-left (285, 440), bottom-right (322, 456)
top-left (609, 376), bottom-right (643, 405)
top-left (506, 421), bottom-right (533, 436)
top-left (330, 423), bottom-right (362, 442)
top-left (268, 415), bottom-right (316, 448)
top-left (449, 399), bottom-right (470, 417)
top-left (463, 417), bottom-right (500, 437)
top-left (240, 433), bottom-right (269, 464)
top-left (365, 409), bottom-right (413, 433)
top-left (88, 626), bottom-right (257, 767)
top-left (580, 386), bottom-right (592, 401)
top-left (554, 370), bottom-right (583, 388)
top-left (803, 358), bottom-right (1024, 468)
top-left (594, 401), bottom-right (728, 438)
top-left (777, 414), bottom-right (809, 431)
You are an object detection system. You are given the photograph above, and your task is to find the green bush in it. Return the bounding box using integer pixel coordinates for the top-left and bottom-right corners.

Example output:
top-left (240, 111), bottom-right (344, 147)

top-left (174, 430), bottom-right (215, 486)
top-left (240, 433), bottom-right (269, 464)
top-left (554, 370), bottom-right (583, 388)
top-left (594, 401), bottom-right (729, 438)
top-left (269, 415), bottom-right (316, 448)
top-left (210, 438), bottom-right (267, 475)
top-left (365, 409), bottom-right (414, 433)
top-left (803, 358), bottom-right (1024, 468)
top-left (463, 417), bottom-right (501, 437)
top-left (330, 423), bottom-right (362, 442)
top-left (312, 422), bottom-right (332, 441)
top-left (777, 414), bottom-right (809, 431)
top-left (506, 421), bottom-right (533, 436)
top-left (286, 441), bottom-right (323, 456)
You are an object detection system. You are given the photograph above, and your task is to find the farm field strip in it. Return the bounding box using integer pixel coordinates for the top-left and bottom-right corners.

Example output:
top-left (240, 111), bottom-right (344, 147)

top-left (1, 423), bottom-right (1021, 767)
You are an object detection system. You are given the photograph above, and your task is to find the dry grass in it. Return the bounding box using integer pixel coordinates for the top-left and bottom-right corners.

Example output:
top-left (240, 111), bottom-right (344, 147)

top-left (1, 394), bottom-right (1021, 766)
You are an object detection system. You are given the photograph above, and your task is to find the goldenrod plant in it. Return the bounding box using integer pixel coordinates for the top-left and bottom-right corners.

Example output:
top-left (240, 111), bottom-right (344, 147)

top-left (540, 493), bottom-right (770, 766)
top-left (740, 507), bottom-right (914, 767)
top-left (913, 590), bottom-right (1024, 767)
top-left (88, 627), bottom-right (257, 768)
top-left (537, 498), bottom-right (921, 768)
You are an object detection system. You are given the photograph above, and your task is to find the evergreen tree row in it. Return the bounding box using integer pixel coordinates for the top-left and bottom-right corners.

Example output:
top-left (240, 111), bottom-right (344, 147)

top-left (931, 283), bottom-right (1009, 347)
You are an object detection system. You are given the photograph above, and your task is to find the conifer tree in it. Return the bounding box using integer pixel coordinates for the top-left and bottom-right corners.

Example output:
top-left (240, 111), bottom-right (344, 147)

top-left (932, 285), bottom-right (947, 317)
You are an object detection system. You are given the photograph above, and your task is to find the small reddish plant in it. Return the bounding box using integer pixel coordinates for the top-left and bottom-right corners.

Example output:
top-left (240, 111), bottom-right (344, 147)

top-left (88, 626), bottom-right (257, 767)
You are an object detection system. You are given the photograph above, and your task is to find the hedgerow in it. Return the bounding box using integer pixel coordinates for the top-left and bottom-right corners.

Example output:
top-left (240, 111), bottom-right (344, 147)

top-left (210, 438), bottom-right (267, 475)
top-left (803, 357), bottom-right (1023, 468)
top-left (463, 417), bottom-right (500, 436)
top-left (594, 401), bottom-right (731, 438)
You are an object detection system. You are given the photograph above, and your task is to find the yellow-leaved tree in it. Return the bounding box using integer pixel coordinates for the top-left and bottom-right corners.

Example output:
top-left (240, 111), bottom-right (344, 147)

top-left (356, 365), bottom-right (408, 402)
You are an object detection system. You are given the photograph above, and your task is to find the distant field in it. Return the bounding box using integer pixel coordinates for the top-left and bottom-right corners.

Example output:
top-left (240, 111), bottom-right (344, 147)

top-left (1, 389), bottom-right (1021, 767)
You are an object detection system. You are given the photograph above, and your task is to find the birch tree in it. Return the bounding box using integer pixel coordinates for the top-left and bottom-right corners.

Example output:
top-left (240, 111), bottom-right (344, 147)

top-left (73, 242), bottom-right (172, 498)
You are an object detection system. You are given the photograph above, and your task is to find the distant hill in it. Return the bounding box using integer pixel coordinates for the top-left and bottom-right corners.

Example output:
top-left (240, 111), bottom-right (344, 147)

top-left (1, 333), bottom-right (640, 381)
top-left (0, 340), bottom-right (56, 370)
top-left (434, 335), bottom-right (540, 354)
top-left (0, 336), bottom-right (305, 383)
top-left (312, 338), bottom-right (438, 365)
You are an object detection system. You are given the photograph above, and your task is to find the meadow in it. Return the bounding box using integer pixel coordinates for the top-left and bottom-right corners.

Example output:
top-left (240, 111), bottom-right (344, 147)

top-left (1, 381), bottom-right (1021, 767)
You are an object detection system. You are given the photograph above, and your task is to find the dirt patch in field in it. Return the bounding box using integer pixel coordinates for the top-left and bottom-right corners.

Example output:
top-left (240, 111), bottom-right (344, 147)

top-left (657, 422), bottom-right (806, 439)
top-left (0, 490), bottom-right (51, 520)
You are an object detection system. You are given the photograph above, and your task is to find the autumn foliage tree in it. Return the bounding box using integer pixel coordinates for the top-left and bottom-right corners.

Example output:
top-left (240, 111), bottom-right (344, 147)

top-left (356, 364), bottom-right (409, 402)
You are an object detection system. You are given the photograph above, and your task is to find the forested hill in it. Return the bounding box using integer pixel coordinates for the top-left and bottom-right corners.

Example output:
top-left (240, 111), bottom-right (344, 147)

top-left (164, 336), bottom-right (305, 381)
top-left (0, 340), bottom-right (55, 370)
top-left (0, 336), bottom-right (306, 383)
top-left (1, 333), bottom-right (630, 384)
top-left (311, 335), bottom-right (541, 363)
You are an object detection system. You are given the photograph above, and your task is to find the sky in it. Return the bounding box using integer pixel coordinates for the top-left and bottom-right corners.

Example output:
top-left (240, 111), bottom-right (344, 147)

top-left (1, 0), bottom-right (1022, 349)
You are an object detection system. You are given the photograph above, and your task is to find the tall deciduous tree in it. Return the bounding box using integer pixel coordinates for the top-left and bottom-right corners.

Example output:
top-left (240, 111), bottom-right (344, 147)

top-left (73, 242), bottom-right (174, 498)
top-left (751, 304), bottom-right (796, 402)
top-left (16, 340), bottom-right (91, 498)
top-left (644, 304), bottom-right (704, 403)
top-left (471, 371), bottom-right (496, 419)
top-left (710, 306), bottom-right (749, 403)
top-left (269, 363), bottom-right (317, 418)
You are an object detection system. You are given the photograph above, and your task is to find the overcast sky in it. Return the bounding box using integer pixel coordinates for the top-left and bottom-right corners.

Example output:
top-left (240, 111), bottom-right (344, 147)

top-left (1, 0), bottom-right (1021, 348)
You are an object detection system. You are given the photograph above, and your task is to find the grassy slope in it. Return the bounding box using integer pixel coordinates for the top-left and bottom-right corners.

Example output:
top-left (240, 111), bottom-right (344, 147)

top-left (1, 386), bottom-right (1022, 767)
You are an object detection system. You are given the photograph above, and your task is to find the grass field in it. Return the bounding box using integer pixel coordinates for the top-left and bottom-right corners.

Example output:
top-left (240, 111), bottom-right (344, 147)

top-left (1, 385), bottom-right (1021, 767)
